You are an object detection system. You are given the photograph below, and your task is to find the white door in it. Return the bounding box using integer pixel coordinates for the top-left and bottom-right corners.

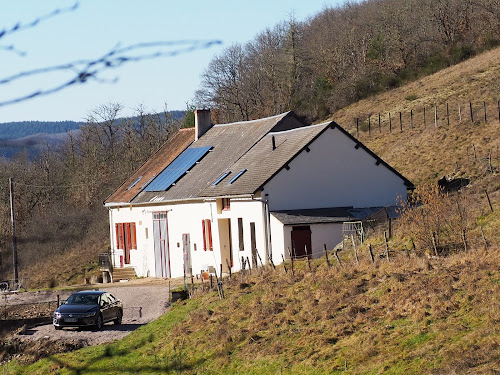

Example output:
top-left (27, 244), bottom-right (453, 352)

top-left (153, 212), bottom-right (170, 278)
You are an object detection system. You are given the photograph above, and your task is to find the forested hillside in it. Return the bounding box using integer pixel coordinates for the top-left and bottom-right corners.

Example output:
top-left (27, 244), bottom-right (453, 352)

top-left (0, 121), bottom-right (82, 140)
top-left (196, 0), bottom-right (500, 123)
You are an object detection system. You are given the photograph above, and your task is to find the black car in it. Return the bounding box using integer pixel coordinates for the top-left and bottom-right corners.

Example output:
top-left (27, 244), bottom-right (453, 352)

top-left (53, 291), bottom-right (123, 330)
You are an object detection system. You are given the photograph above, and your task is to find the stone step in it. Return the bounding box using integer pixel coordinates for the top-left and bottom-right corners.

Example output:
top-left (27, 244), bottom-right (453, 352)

top-left (112, 267), bottom-right (136, 281)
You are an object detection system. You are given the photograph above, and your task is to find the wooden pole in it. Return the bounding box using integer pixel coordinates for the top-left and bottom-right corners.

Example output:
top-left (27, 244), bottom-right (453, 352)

top-left (410, 109), bottom-right (413, 129)
top-left (399, 111), bottom-right (403, 132)
top-left (9, 178), bottom-right (18, 285)
top-left (268, 255), bottom-right (276, 270)
top-left (225, 259), bottom-right (232, 278)
top-left (368, 244), bottom-right (374, 263)
top-left (434, 105), bottom-right (438, 127)
top-left (484, 101), bottom-right (487, 123)
top-left (384, 231), bottom-right (390, 262)
top-left (431, 233), bottom-right (439, 257)
top-left (246, 256), bottom-right (252, 274)
top-left (334, 249), bottom-right (342, 267)
top-left (470, 102), bottom-right (474, 123)
top-left (351, 235), bottom-right (358, 264)
top-left (389, 112), bottom-right (392, 132)
top-left (281, 254), bottom-right (288, 273)
top-left (378, 113), bottom-right (381, 133)
top-left (485, 189), bottom-right (494, 212)
top-left (324, 244), bottom-right (331, 268)
top-left (423, 106), bottom-right (426, 128)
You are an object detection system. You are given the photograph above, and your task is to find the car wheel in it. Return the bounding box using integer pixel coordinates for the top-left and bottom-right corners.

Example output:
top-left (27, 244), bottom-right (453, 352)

top-left (114, 310), bottom-right (122, 325)
top-left (54, 325), bottom-right (62, 331)
top-left (95, 314), bottom-right (103, 330)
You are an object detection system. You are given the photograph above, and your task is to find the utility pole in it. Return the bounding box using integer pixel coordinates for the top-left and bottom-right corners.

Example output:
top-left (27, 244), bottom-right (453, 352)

top-left (9, 178), bottom-right (18, 285)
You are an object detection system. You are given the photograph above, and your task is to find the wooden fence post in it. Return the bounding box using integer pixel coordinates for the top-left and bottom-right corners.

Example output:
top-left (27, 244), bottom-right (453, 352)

top-left (384, 231), bottom-right (390, 262)
top-left (246, 256), bottom-right (252, 274)
top-left (334, 249), bottom-right (342, 267)
top-left (281, 254), bottom-right (288, 273)
top-left (368, 244), bottom-right (374, 263)
top-left (485, 189), bottom-right (494, 212)
top-left (389, 112), bottom-right (392, 132)
top-left (470, 102), bottom-right (474, 123)
top-left (268, 255), bottom-right (276, 270)
top-left (399, 111), bottom-right (403, 132)
top-left (434, 105), bottom-right (438, 127)
top-left (351, 235), bottom-right (359, 264)
top-left (324, 244), bottom-right (331, 268)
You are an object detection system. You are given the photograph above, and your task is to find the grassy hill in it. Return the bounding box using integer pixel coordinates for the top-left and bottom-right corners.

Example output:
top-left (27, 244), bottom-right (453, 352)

top-left (5, 48), bottom-right (500, 374)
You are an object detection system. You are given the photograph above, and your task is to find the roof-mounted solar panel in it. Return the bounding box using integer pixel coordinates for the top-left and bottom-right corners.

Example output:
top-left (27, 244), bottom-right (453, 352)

top-left (144, 146), bottom-right (212, 192)
top-left (213, 171), bottom-right (230, 186)
top-left (140, 174), bottom-right (156, 189)
top-left (229, 169), bottom-right (247, 184)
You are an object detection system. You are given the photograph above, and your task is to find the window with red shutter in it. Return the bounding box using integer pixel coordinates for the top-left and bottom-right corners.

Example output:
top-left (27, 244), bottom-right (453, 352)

top-left (131, 222), bottom-right (137, 249)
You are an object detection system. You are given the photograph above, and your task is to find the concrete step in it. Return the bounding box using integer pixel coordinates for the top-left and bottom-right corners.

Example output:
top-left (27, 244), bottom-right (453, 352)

top-left (112, 267), bottom-right (136, 281)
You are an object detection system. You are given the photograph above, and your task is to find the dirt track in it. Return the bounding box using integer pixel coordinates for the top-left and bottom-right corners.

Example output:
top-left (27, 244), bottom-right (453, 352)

top-left (10, 282), bottom-right (174, 345)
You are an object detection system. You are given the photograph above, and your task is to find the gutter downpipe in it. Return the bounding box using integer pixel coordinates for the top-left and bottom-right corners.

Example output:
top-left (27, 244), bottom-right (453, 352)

top-left (263, 194), bottom-right (272, 263)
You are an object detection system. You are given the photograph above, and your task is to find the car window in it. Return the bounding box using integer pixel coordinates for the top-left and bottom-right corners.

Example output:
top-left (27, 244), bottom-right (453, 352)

top-left (65, 293), bottom-right (99, 305)
top-left (108, 294), bottom-right (117, 302)
top-left (100, 293), bottom-right (111, 306)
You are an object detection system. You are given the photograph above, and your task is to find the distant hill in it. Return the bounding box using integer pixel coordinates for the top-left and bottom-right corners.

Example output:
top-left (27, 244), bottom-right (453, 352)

top-left (0, 110), bottom-right (185, 159)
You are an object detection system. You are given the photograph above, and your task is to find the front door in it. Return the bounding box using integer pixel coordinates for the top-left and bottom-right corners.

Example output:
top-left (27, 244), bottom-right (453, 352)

top-left (153, 212), bottom-right (170, 278)
top-left (291, 226), bottom-right (312, 259)
top-left (182, 233), bottom-right (192, 276)
top-left (218, 219), bottom-right (233, 272)
top-left (250, 222), bottom-right (257, 268)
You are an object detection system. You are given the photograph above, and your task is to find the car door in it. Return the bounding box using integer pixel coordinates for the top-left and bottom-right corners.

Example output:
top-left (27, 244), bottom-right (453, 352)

top-left (100, 293), bottom-right (113, 322)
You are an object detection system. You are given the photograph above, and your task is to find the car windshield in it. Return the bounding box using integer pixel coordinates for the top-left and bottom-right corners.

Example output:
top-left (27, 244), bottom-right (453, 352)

top-left (64, 294), bottom-right (100, 305)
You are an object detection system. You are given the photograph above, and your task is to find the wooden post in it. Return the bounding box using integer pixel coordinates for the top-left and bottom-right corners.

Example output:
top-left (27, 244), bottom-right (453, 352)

top-left (384, 231), bottom-right (390, 262)
top-left (225, 259), bottom-right (232, 278)
top-left (423, 106), bottom-right (426, 128)
top-left (210, 274), bottom-right (213, 290)
top-left (281, 254), bottom-right (288, 273)
top-left (389, 112), bottom-right (392, 132)
top-left (246, 256), bottom-right (252, 274)
top-left (368, 244), bottom-right (374, 263)
top-left (485, 189), bottom-right (494, 212)
top-left (378, 113), bottom-right (381, 133)
top-left (57, 295), bottom-right (60, 307)
top-left (446, 103), bottom-right (450, 126)
top-left (410, 109), bottom-right (413, 129)
top-left (470, 102), bottom-right (474, 123)
top-left (324, 244), bottom-right (331, 268)
top-left (256, 251), bottom-right (264, 268)
top-left (356, 118), bottom-right (359, 138)
top-left (288, 247), bottom-right (294, 275)
top-left (462, 229), bottom-right (468, 252)
top-left (489, 149), bottom-right (493, 171)
top-left (351, 235), bottom-right (358, 264)
top-left (191, 275), bottom-right (195, 298)
top-left (334, 249), bottom-right (342, 267)
top-left (368, 116), bottom-right (371, 135)
top-left (268, 255), bottom-right (276, 270)
top-left (399, 111), bottom-right (403, 132)
top-left (480, 226), bottom-right (488, 249)
top-left (431, 233), bottom-right (438, 257)
top-left (434, 105), bottom-right (438, 127)
top-left (484, 101), bottom-right (487, 123)
top-left (9, 178), bottom-right (18, 285)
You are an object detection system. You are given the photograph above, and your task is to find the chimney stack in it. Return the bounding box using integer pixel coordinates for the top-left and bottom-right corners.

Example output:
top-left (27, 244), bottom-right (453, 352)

top-left (194, 109), bottom-right (212, 141)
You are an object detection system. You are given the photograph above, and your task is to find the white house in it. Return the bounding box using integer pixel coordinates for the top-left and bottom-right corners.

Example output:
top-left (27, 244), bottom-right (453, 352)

top-left (104, 110), bottom-right (413, 279)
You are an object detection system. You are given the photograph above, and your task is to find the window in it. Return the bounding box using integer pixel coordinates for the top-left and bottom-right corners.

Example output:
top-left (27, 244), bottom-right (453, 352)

top-left (229, 169), bottom-right (247, 184)
top-left (222, 198), bottom-right (230, 211)
top-left (213, 171), bottom-right (230, 186)
top-left (238, 218), bottom-right (244, 251)
top-left (202, 219), bottom-right (213, 251)
top-left (126, 176), bottom-right (142, 190)
top-left (115, 222), bottom-right (137, 250)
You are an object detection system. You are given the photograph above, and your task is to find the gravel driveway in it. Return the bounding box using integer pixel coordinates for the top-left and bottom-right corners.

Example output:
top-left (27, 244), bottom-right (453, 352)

top-left (13, 283), bottom-right (172, 345)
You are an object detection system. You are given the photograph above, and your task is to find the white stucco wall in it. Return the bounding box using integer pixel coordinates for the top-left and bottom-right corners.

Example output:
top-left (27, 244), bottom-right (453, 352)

top-left (108, 198), bottom-right (269, 278)
top-left (263, 126), bottom-right (408, 211)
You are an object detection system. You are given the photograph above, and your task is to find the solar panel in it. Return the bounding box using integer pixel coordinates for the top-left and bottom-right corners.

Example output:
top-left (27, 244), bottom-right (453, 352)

top-left (229, 169), bottom-right (247, 184)
top-left (144, 146), bottom-right (212, 192)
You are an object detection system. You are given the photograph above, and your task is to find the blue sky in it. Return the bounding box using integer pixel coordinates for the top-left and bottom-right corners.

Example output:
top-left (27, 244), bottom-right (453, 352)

top-left (0, 1), bottom-right (345, 122)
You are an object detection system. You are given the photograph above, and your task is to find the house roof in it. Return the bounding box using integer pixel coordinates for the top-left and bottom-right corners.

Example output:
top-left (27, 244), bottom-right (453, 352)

top-left (104, 128), bottom-right (195, 204)
top-left (108, 111), bottom-right (413, 206)
top-left (271, 206), bottom-right (389, 225)
top-left (132, 111), bottom-right (306, 204)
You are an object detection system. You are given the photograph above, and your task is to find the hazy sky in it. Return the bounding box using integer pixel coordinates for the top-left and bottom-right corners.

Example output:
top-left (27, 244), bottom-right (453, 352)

top-left (0, 1), bottom-right (345, 122)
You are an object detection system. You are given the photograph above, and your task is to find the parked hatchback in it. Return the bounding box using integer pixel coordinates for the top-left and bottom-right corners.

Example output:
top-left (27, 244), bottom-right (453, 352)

top-left (53, 291), bottom-right (123, 330)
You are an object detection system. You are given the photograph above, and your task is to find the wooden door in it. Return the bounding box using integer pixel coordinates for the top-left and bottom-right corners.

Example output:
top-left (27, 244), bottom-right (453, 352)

top-left (153, 212), bottom-right (170, 278)
top-left (291, 226), bottom-right (312, 259)
top-left (182, 233), bottom-right (192, 276)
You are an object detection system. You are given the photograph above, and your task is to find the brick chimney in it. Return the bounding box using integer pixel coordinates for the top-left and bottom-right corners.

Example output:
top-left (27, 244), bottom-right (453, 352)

top-left (194, 109), bottom-right (212, 141)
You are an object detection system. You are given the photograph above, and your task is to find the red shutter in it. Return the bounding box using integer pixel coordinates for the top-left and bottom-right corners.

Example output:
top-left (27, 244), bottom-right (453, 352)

top-left (202, 220), bottom-right (207, 251)
top-left (119, 224), bottom-right (125, 250)
top-left (115, 223), bottom-right (120, 248)
top-left (131, 222), bottom-right (137, 249)
top-left (207, 219), bottom-right (213, 250)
